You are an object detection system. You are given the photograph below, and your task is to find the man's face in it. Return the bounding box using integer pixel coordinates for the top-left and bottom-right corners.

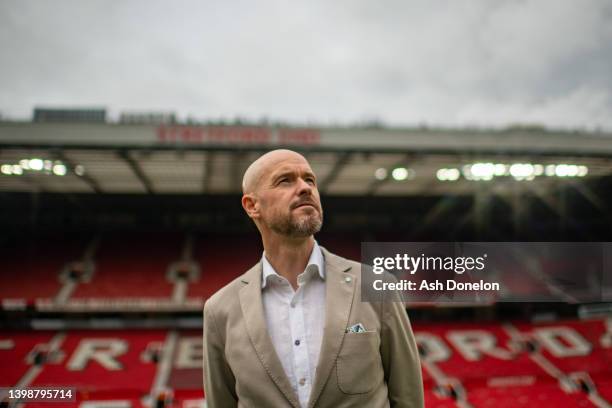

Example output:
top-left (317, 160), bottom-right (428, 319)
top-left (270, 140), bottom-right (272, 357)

top-left (255, 155), bottom-right (323, 238)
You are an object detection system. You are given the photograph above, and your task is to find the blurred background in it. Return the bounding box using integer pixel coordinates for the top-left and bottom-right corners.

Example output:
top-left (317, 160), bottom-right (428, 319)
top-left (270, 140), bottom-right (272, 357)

top-left (1, 0), bottom-right (612, 407)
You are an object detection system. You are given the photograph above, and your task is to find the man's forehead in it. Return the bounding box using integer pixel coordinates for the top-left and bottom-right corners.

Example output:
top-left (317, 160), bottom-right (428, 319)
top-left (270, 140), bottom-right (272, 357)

top-left (268, 161), bottom-right (315, 178)
top-left (242, 149), bottom-right (314, 193)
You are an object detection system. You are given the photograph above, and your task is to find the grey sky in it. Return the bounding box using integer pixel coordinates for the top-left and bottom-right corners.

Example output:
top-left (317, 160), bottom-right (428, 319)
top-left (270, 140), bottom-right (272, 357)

top-left (1, 0), bottom-right (611, 130)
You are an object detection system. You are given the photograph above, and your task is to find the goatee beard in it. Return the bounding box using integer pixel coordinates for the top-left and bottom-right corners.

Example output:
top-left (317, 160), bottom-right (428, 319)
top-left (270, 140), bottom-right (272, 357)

top-left (270, 213), bottom-right (323, 238)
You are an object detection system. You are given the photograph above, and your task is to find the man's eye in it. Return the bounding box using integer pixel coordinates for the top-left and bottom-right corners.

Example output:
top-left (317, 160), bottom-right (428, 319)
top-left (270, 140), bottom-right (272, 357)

top-left (278, 178), bottom-right (289, 184)
top-left (306, 178), bottom-right (315, 185)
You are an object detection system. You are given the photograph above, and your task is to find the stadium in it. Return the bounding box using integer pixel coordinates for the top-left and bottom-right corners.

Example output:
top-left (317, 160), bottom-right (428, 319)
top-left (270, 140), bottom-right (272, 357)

top-left (1, 108), bottom-right (611, 407)
top-left (2, 1), bottom-right (612, 406)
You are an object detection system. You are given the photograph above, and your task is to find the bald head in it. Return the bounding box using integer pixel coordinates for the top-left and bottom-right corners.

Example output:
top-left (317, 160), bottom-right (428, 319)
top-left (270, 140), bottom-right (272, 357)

top-left (241, 148), bottom-right (323, 238)
top-left (242, 149), bottom-right (309, 194)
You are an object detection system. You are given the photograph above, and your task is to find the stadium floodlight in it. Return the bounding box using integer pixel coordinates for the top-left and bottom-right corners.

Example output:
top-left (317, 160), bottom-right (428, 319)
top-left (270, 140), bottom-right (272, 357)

top-left (75, 165), bottom-right (85, 176)
top-left (436, 169), bottom-right (448, 181)
top-left (566, 165), bottom-right (579, 177)
top-left (510, 163), bottom-right (535, 180)
top-left (533, 164), bottom-right (544, 176)
top-left (391, 167), bottom-right (408, 181)
top-left (53, 164), bottom-right (67, 176)
top-left (494, 164), bottom-right (507, 176)
top-left (447, 162), bottom-right (586, 181)
top-left (437, 168), bottom-right (460, 181)
top-left (29, 158), bottom-right (44, 171)
top-left (11, 165), bottom-right (23, 175)
top-left (470, 163), bottom-right (495, 180)
top-left (437, 169), bottom-right (447, 181)
top-left (555, 164), bottom-right (570, 177)
top-left (446, 168), bottom-right (460, 181)
top-left (462, 165), bottom-right (474, 180)
top-left (375, 168), bottom-right (387, 181)
top-left (1, 164), bottom-right (13, 175)
top-left (19, 159), bottom-right (30, 170)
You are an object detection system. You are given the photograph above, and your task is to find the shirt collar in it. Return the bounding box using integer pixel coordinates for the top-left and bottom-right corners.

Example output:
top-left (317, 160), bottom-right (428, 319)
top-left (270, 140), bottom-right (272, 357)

top-left (261, 241), bottom-right (325, 289)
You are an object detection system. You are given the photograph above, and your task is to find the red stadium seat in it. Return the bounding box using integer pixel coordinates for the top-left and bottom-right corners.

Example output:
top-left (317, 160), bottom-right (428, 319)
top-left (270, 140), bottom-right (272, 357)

top-left (72, 233), bottom-right (179, 299)
top-left (3, 318), bottom-right (612, 407)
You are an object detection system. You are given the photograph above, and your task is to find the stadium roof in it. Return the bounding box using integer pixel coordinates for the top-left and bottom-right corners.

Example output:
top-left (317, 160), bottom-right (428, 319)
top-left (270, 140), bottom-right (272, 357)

top-left (0, 120), bottom-right (611, 195)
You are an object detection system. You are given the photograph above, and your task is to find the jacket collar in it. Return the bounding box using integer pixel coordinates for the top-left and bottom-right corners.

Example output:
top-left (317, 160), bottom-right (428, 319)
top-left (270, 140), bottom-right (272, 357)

top-left (261, 240), bottom-right (326, 289)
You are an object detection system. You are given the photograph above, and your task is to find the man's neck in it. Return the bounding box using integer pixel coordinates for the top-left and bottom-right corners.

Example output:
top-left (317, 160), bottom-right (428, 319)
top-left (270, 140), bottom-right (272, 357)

top-left (263, 235), bottom-right (315, 290)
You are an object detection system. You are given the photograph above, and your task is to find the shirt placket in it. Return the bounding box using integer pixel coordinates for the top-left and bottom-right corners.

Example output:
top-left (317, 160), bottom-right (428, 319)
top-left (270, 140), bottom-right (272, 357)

top-left (290, 282), bottom-right (312, 407)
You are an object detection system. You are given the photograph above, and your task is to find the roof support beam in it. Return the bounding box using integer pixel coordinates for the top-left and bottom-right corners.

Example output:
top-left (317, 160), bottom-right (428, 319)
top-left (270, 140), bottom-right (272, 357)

top-left (54, 150), bottom-right (102, 193)
top-left (232, 151), bottom-right (248, 193)
top-left (319, 152), bottom-right (352, 193)
top-left (202, 151), bottom-right (214, 193)
top-left (118, 150), bottom-right (154, 194)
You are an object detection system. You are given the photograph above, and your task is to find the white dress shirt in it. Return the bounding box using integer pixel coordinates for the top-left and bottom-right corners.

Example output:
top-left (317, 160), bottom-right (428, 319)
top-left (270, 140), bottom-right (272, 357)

top-left (261, 241), bottom-right (326, 408)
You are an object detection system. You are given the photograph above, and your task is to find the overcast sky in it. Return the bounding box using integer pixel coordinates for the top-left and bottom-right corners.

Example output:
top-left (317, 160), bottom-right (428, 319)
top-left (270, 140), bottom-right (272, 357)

top-left (1, 0), bottom-right (611, 130)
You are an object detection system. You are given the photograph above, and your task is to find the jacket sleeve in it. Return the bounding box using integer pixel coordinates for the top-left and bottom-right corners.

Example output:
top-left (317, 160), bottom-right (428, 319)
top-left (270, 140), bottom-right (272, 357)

top-left (380, 285), bottom-right (425, 408)
top-left (203, 300), bottom-right (238, 408)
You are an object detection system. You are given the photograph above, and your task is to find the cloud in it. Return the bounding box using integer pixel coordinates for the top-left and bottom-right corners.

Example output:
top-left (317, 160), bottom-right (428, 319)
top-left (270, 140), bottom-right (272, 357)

top-left (0, 0), bottom-right (611, 130)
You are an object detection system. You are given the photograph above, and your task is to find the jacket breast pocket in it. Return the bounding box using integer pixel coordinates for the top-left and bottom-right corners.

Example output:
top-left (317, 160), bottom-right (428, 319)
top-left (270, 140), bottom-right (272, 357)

top-left (336, 331), bottom-right (384, 394)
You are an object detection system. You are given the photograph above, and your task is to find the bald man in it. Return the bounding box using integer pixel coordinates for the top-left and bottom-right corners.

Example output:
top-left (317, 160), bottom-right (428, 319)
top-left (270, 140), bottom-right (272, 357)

top-left (203, 150), bottom-right (424, 408)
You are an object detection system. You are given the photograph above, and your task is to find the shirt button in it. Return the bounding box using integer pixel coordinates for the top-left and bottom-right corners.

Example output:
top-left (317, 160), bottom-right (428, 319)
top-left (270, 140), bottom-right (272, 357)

top-left (294, 339), bottom-right (301, 346)
top-left (299, 378), bottom-right (306, 386)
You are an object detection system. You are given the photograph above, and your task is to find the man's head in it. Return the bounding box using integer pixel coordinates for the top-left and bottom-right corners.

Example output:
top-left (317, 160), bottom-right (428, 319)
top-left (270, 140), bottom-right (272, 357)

top-left (241, 149), bottom-right (323, 239)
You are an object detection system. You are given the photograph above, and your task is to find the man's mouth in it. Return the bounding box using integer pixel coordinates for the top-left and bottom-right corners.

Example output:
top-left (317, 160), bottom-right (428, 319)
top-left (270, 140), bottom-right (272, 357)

top-left (293, 202), bottom-right (316, 210)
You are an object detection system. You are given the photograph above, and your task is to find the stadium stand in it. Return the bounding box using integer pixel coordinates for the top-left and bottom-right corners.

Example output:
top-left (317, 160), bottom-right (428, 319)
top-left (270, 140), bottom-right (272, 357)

top-left (187, 234), bottom-right (261, 300)
top-left (0, 235), bottom-right (86, 303)
top-left (3, 233), bottom-right (601, 313)
top-left (2, 318), bottom-right (612, 407)
top-left (2, 117), bottom-right (612, 407)
top-left (0, 234), bottom-right (357, 312)
top-left (0, 331), bottom-right (56, 389)
top-left (70, 232), bottom-right (183, 299)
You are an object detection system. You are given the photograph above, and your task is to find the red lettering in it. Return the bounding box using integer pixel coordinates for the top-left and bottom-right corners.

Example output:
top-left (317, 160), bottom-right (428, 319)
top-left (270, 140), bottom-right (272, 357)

top-left (243, 129), bottom-right (254, 142)
top-left (170, 127), bottom-right (180, 142)
top-left (278, 129), bottom-right (320, 146)
top-left (255, 128), bottom-right (271, 143)
top-left (157, 126), bottom-right (167, 142)
top-left (159, 126), bottom-right (272, 144)
top-left (158, 126), bottom-right (182, 142)
top-left (180, 127), bottom-right (192, 142)
top-left (180, 127), bottom-right (204, 142)
top-left (207, 127), bottom-right (225, 142)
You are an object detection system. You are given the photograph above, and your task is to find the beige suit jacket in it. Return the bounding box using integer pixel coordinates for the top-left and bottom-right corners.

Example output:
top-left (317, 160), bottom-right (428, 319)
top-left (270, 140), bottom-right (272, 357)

top-left (203, 247), bottom-right (424, 407)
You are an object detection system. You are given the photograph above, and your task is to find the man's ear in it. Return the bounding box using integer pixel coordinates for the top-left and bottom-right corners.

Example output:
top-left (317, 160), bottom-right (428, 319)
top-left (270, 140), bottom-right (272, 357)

top-left (241, 194), bottom-right (259, 219)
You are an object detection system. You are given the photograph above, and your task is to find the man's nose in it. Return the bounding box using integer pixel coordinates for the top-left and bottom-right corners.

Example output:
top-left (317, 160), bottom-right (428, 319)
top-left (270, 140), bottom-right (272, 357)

top-left (296, 177), bottom-right (313, 195)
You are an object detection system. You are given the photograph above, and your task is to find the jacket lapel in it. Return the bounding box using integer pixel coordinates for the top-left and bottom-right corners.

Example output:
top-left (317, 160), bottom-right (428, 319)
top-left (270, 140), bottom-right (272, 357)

top-left (308, 248), bottom-right (356, 408)
top-left (239, 263), bottom-right (301, 408)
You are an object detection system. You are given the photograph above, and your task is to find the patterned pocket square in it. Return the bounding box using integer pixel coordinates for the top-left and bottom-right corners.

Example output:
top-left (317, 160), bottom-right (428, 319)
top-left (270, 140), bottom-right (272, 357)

top-left (346, 323), bottom-right (367, 333)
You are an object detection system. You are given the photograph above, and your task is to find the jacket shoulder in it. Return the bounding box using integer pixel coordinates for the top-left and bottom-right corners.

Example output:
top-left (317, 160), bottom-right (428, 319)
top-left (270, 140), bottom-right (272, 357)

top-left (320, 247), bottom-right (361, 273)
top-left (204, 262), bottom-right (259, 314)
